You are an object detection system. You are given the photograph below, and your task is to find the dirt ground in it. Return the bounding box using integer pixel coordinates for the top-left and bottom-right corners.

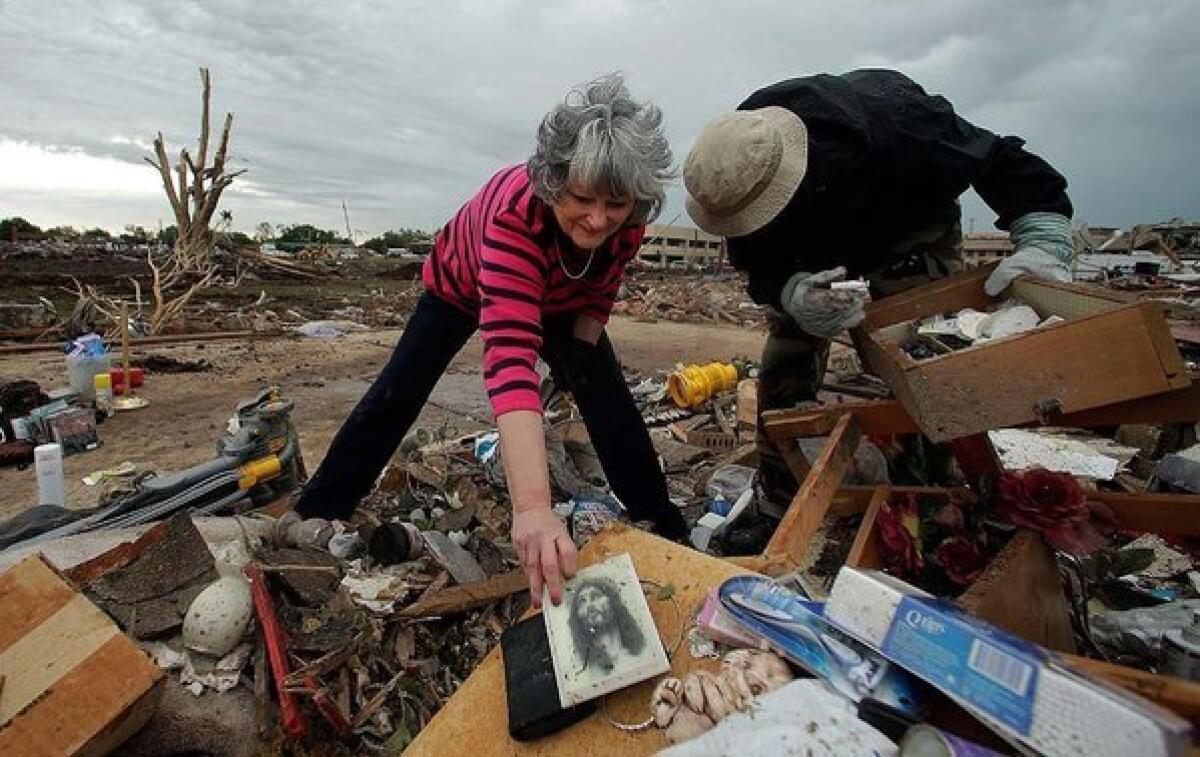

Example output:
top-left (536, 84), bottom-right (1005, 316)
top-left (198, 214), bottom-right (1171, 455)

top-left (0, 317), bottom-right (765, 520)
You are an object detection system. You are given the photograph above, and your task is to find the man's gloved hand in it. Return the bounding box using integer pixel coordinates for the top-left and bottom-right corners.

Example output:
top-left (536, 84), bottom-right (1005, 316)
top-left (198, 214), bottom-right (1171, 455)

top-left (780, 266), bottom-right (866, 339)
top-left (984, 212), bottom-right (1074, 296)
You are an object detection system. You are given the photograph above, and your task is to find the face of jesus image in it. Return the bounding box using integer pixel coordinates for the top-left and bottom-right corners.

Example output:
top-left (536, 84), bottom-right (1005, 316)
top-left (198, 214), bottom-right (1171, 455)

top-left (568, 578), bottom-right (645, 675)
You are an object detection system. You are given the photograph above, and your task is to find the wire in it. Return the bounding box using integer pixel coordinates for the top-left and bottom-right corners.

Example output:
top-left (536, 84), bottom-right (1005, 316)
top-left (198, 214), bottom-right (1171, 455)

top-left (599, 578), bottom-right (688, 733)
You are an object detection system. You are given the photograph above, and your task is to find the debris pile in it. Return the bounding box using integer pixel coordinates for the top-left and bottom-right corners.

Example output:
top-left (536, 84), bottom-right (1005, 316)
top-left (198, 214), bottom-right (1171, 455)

top-left (615, 270), bottom-right (768, 328)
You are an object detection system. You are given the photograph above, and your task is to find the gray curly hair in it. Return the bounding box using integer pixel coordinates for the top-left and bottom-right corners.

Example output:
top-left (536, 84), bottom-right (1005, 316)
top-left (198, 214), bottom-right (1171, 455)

top-left (528, 73), bottom-right (673, 226)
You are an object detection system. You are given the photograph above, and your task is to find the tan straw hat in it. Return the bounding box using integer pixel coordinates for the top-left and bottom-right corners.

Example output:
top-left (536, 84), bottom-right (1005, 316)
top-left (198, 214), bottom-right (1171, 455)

top-left (683, 106), bottom-right (808, 238)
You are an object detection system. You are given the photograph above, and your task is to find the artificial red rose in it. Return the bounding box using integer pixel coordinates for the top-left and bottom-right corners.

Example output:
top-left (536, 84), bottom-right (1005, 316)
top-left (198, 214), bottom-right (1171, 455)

top-left (934, 536), bottom-right (985, 586)
top-left (877, 497), bottom-right (924, 578)
top-left (996, 468), bottom-right (1088, 532)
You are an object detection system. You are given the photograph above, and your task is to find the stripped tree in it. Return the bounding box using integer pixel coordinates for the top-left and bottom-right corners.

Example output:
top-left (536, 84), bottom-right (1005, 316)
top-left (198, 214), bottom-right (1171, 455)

top-left (142, 67), bottom-right (245, 333)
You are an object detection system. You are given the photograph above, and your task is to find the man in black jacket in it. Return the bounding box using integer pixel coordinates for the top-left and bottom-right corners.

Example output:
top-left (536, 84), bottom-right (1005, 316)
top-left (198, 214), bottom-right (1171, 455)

top-left (683, 69), bottom-right (1074, 516)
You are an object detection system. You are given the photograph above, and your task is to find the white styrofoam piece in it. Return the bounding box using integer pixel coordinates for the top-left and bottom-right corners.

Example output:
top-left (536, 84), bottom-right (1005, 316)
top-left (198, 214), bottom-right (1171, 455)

top-left (826, 568), bottom-right (1191, 757)
top-left (987, 428), bottom-right (1137, 480)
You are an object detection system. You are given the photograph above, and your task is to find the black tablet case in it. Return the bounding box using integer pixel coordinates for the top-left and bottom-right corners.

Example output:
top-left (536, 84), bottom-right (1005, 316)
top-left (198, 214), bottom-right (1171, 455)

top-left (501, 614), bottom-right (597, 740)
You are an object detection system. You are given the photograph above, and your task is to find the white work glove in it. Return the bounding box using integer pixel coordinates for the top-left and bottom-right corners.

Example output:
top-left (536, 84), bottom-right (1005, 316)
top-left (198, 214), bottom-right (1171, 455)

top-left (984, 212), bottom-right (1074, 296)
top-left (780, 266), bottom-right (866, 339)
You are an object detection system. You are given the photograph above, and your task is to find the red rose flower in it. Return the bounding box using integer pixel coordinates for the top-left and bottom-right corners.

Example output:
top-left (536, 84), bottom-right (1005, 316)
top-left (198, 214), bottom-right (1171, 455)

top-left (877, 496), bottom-right (924, 578)
top-left (996, 468), bottom-right (1112, 555)
top-left (934, 536), bottom-right (985, 586)
top-left (996, 468), bottom-right (1088, 532)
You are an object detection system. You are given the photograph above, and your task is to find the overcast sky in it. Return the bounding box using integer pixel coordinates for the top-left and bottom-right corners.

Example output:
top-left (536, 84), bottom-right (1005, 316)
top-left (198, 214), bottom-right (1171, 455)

top-left (1, 0), bottom-right (1197, 238)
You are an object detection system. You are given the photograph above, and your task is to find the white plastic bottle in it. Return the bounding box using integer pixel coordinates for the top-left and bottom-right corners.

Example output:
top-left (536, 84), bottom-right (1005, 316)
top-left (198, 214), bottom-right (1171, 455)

top-left (35, 443), bottom-right (66, 507)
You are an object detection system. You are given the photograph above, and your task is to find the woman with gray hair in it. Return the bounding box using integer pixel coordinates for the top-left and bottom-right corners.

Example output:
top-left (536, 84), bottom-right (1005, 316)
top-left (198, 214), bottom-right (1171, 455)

top-left (294, 73), bottom-right (685, 605)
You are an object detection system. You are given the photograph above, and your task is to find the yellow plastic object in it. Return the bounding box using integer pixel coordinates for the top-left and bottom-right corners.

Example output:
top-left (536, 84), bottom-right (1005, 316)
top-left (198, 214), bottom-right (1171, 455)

top-left (667, 362), bottom-right (738, 408)
top-left (237, 455), bottom-right (282, 489)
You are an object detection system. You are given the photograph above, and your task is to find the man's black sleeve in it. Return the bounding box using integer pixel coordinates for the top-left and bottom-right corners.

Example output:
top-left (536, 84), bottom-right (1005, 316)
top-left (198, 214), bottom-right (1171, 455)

top-left (972, 135), bottom-right (1074, 229)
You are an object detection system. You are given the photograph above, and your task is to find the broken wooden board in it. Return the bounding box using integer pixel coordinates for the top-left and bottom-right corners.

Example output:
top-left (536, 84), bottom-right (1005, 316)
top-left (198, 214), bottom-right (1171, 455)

top-left (399, 569), bottom-right (527, 619)
top-left (1061, 654), bottom-right (1200, 730)
top-left (736, 378), bottom-right (757, 431)
top-left (764, 414), bottom-right (861, 563)
top-left (422, 531), bottom-right (486, 585)
top-left (958, 530), bottom-right (1076, 653)
top-left (406, 524), bottom-right (752, 756)
top-left (843, 487), bottom-right (889, 569)
top-left (853, 271), bottom-right (1190, 441)
top-left (760, 375), bottom-right (1200, 441)
top-left (1090, 492), bottom-right (1200, 537)
top-left (0, 554), bottom-right (165, 755)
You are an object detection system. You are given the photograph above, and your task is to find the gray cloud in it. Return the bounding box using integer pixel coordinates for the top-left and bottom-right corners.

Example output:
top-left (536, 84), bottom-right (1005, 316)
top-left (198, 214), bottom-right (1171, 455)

top-left (1, 0), bottom-right (1196, 235)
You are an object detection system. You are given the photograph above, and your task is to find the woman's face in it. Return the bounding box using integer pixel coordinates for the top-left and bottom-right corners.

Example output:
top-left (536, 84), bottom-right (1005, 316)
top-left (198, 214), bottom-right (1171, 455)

top-left (552, 183), bottom-right (635, 251)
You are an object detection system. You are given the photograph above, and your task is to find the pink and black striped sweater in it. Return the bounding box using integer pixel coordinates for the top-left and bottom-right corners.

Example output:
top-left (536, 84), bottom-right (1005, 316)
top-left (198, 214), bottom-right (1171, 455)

top-left (422, 165), bottom-right (643, 417)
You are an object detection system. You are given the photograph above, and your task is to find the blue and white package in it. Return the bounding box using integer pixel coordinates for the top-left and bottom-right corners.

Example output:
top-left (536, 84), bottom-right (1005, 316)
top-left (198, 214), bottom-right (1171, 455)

top-left (826, 567), bottom-right (1192, 757)
top-left (473, 432), bottom-right (500, 464)
top-left (883, 595), bottom-right (1042, 734)
top-left (717, 575), bottom-right (924, 716)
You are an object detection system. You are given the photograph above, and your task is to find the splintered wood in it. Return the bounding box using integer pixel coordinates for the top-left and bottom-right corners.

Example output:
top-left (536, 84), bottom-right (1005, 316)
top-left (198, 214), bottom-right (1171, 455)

top-left (764, 414), bottom-right (862, 563)
top-left (0, 555), bottom-right (165, 756)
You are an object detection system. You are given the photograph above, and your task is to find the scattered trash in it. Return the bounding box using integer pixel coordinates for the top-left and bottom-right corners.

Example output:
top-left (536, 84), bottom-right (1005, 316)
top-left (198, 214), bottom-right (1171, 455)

top-left (137, 354), bottom-right (212, 373)
top-left (1161, 610), bottom-right (1200, 682)
top-left (1123, 534), bottom-right (1194, 579)
top-left (65, 332), bottom-right (111, 400)
top-left (705, 463), bottom-right (756, 502)
top-left (295, 320), bottom-right (369, 338)
top-left (1152, 453), bottom-right (1200, 494)
top-left (668, 362), bottom-right (739, 408)
top-left (1092, 600), bottom-right (1200, 660)
top-left (181, 642), bottom-right (255, 694)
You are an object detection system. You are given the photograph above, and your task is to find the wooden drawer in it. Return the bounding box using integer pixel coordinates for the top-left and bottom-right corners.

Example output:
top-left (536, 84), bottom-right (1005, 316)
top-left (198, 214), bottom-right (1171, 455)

top-left (851, 266), bottom-right (1190, 441)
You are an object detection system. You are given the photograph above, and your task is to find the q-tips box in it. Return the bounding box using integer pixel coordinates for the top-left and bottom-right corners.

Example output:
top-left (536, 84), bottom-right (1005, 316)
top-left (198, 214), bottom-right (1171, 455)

top-left (825, 567), bottom-right (1191, 757)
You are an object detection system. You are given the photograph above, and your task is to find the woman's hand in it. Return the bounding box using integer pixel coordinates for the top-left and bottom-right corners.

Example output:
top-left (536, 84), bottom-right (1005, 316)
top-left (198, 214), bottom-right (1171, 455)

top-left (512, 507), bottom-right (578, 608)
top-left (496, 409), bottom-right (578, 607)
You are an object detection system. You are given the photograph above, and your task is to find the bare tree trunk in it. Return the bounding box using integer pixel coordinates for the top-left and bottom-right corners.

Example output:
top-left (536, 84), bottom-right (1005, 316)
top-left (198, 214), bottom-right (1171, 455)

top-left (140, 67), bottom-right (245, 333)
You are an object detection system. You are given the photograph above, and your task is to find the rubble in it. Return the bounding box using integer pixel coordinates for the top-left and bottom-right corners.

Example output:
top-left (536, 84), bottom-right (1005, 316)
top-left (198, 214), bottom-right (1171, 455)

top-left (4, 244), bottom-right (1200, 754)
top-left (614, 270), bottom-right (768, 327)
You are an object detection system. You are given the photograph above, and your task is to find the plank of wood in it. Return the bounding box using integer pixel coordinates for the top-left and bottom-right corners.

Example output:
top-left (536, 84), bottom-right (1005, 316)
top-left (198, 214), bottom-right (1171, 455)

top-left (761, 377), bottom-right (1200, 439)
top-left (775, 438), bottom-right (812, 485)
top-left (725, 443), bottom-right (759, 469)
top-left (1090, 492), bottom-right (1200, 536)
top-left (1061, 654), bottom-right (1200, 729)
top-left (398, 569), bottom-right (527, 619)
top-left (0, 329), bottom-right (269, 355)
top-left (736, 379), bottom-right (758, 429)
top-left (763, 402), bottom-right (919, 439)
top-left (1011, 277), bottom-right (1129, 317)
top-left (765, 414), bottom-right (862, 562)
top-left (724, 554), bottom-right (796, 577)
top-left (858, 264), bottom-right (996, 331)
top-left (959, 530), bottom-right (1076, 653)
top-left (1045, 374), bottom-right (1200, 426)
top-left (406, 524), bottom-right (753, 756)
top-left (844, 487), bottom-right (889, 570)
top-left (0, 555), bottom-right (164, 756)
